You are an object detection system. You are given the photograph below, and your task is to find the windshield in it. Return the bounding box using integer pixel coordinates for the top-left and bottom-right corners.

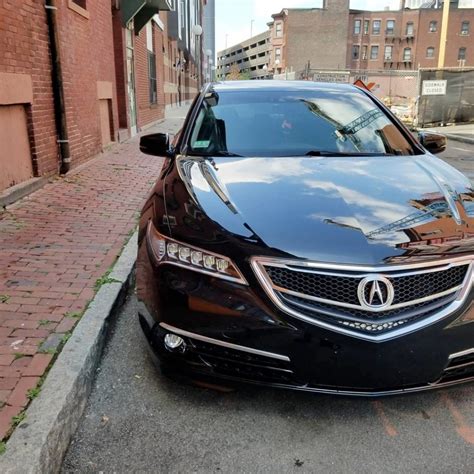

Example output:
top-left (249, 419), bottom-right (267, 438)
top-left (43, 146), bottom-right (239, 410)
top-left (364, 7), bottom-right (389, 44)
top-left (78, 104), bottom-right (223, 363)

top-left (188, 87), bottom-right (420, 157)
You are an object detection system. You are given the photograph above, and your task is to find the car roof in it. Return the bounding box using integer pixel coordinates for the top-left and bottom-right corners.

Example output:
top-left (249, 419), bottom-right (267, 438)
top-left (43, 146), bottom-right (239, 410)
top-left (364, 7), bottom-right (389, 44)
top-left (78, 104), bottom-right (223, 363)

top-left (210, 80), bottom-right (359, 93)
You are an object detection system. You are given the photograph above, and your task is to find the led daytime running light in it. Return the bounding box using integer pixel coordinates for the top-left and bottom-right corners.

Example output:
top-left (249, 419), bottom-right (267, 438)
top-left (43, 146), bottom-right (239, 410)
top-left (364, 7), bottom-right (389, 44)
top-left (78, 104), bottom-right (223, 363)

top-left (147, 222), bottom-right (247, 285)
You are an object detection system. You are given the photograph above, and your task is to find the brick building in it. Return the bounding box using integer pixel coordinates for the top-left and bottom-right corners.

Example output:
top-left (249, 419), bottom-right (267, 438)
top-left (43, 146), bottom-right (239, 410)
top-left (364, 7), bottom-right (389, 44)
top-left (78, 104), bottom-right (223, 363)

top-left (217, 0), bottom-right (473, 79)
top-left (348, 2), bottom-right (474, 70)
top-left (0, 0), bottom-right (210, 196)
top-left (269, 0), bottom-right (350, 76)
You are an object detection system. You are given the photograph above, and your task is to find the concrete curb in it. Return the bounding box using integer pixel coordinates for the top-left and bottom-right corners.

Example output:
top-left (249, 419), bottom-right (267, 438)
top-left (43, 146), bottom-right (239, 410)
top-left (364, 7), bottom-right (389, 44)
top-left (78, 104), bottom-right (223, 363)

top-left (442, 134), bottom-right (474, 146)
top-left (0, 177), bottom-right (49, 210)
top-left (0, 231), bottom-right (138, 474)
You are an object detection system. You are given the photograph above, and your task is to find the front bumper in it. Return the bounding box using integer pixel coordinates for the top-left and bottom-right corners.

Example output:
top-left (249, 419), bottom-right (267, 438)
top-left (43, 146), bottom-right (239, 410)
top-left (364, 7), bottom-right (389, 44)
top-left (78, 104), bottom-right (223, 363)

top-left (142, 318), bottom-right (474, 397)
top-left (137, 243), bottom-right (474, 396)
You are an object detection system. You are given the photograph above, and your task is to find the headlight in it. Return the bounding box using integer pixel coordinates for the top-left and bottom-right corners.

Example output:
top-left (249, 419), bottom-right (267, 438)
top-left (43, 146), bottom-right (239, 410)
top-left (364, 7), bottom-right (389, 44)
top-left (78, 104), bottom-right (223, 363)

top-left (147, 221), bottom-right (248, 285)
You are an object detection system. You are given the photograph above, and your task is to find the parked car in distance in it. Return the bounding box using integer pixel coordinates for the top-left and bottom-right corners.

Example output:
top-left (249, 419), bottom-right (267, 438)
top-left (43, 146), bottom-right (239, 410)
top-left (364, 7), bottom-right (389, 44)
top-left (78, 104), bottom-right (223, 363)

top-left (137, 81), bottom-right (473, 396)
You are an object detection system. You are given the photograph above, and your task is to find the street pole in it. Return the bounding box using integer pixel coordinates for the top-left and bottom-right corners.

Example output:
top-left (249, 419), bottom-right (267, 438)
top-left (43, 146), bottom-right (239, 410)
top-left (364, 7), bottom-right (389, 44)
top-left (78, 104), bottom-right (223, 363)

top-left (251, 19), bottom-right (254, 38)
top-left (437, 0), bottom-right (450, 69)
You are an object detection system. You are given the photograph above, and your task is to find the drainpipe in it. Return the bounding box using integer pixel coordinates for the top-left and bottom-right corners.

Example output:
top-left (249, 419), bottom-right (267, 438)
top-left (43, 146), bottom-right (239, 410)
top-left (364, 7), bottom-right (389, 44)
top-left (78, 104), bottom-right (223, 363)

top-left (45, 0), bottom-right (71, 174)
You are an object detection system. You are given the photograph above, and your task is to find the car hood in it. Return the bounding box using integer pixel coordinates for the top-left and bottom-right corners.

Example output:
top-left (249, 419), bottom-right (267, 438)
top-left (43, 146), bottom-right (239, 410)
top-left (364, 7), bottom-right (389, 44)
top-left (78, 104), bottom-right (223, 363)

top-left (176, 155), bottom-right (474, 264)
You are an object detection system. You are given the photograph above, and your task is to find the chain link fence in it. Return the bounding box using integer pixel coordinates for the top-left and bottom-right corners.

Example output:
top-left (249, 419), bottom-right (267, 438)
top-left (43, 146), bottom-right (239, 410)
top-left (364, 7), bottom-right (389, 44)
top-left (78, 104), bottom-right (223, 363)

top-left (273, 67), bottom-right (474, 127)
top-left (417, 67), bottom-right (474, 127)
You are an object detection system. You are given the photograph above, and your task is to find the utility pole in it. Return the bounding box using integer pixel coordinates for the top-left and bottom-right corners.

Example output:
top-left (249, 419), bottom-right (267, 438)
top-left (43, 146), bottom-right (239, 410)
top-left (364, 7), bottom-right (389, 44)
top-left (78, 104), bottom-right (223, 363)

top-left (251, 19), bottom-right (255, 38)
top-left (437, 0), bottom-right (450, 69)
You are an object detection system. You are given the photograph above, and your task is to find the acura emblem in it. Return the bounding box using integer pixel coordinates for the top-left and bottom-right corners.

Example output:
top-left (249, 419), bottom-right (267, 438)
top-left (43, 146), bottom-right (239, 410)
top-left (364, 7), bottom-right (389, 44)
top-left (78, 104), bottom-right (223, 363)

top-left (357, 275), bottom-right (394, 310)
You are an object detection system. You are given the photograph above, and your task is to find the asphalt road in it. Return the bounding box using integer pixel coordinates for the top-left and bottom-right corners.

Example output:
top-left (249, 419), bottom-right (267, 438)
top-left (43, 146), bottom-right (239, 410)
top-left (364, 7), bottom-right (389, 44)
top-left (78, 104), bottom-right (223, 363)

top-left (438, 140), bottom-right (474, 183)
top-left (62, 141), bottom-right (474, 474)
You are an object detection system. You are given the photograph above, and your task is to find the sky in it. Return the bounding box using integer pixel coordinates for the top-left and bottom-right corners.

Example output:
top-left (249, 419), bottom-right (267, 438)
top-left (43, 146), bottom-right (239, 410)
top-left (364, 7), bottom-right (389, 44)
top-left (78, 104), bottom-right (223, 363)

top-left (216, 0), bottom-right (401, 54)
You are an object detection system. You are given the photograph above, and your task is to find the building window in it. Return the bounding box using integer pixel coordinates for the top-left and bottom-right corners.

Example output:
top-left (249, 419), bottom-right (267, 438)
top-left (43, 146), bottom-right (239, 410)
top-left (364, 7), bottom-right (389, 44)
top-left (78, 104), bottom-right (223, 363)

top-left (364, 19), bottom-right (369, 35)
top-left (354, 19), bottom-right (361, 35)
top-left (458, 47), bottom-right (467, 60)
top-left (384, 45), bottom-right (393, 61)
top-left (276, 22), bottom-right (283, 37)
top-left (406, 22), bottom-right (414, 36)
top-left (275, 48), bottom-right (281, 62)
top-left (386, 20), bottom-right (395, 36)
top-left (148, 52), bottom-right (157, 104)
top-left (429, 20), bottom-right (437, 32)
top-left (362, 45), bottom-right (368, 60)
top-left (372, 20), bottom-right (381, 35)
top-left (370, 45), bottom-right (379, 59)
top-left (426, 46), bottom-right (435, 58)
top-left (146, 23), bottom-right (157, 104)
top-left (72, 0), bottom-right (86, 8)
top-left (403, 47), bottom-right (412, 61)
top-left (352, 45), bottom-right (360, 59)
top-left (461, 21), bottom-right (470, 35)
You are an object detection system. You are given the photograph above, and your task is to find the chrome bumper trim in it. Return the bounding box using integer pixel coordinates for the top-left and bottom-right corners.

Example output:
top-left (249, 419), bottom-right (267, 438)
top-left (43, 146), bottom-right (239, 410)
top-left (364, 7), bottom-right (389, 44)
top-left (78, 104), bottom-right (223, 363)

top-left (217, 374), bottom-right (474, 398)
top-left (159, 322), bottom-right (291, 362)
top-left (448, 347), bottom-right (474, 360)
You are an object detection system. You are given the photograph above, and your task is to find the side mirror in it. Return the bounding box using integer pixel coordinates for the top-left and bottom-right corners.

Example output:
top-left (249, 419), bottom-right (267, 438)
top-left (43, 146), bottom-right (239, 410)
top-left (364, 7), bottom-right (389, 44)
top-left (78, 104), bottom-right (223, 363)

top-left (140, 133), bottom-right (173, 157)
top-left (418, 131), bottom-right (447, 155)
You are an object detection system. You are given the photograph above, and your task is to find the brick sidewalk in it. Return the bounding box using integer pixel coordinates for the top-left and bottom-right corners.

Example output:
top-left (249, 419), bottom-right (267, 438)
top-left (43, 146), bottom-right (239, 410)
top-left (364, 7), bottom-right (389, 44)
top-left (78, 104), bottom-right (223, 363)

top-left (0, 107), bottom-right (188, 440)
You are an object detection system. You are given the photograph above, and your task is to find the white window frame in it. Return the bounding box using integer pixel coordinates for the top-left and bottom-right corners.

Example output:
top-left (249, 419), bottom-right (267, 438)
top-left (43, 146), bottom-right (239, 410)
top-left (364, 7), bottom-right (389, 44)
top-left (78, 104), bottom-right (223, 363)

top-left (354, 19), bottom-right (361, 35)
top-left (372, 20), bottom-right (381, 35)
top-left (386, 20), bottom-right (395, 35)
top-left (461, 21), bottom-right (470, 35)
top-left (276, 22), bottom-right (283, 38)
top-left (370, 45), bottom-right (379, 60)
top-left (146, 22), bottom-right (154, 52)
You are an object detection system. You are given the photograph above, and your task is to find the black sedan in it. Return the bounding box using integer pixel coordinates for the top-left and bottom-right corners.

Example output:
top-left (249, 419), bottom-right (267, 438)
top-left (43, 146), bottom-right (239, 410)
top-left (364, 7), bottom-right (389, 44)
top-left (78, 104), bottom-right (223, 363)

top-left (137, 81), bottom-right (474, 396)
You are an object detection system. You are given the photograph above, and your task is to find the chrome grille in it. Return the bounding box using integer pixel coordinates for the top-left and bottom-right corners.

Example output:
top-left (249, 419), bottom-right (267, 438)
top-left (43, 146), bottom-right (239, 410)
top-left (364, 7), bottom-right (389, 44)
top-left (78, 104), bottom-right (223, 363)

top-left (279, 292), bottom-right (455, 334)
top-left (266, 264), bottom-right (468, 307)
top-left (251, 257), bottom-right (473, 341)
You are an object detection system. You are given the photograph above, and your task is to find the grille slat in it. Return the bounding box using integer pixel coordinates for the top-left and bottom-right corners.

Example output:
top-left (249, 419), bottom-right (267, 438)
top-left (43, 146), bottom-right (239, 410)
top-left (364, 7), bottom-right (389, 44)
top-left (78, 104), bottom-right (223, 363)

top-left (266, 264), bottom-right (468, 307)
top-left (258, 261), bottom-right (471, 336)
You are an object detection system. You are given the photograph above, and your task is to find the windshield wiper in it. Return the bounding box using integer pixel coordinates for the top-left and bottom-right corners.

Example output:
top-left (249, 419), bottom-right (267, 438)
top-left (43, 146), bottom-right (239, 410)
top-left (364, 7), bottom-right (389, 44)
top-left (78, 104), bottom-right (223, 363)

top-left (305, 150), bottom-right (395, 157)
top-left (188, 151), bottom-right (244, 157)
top-left (212, 151), bottom-right (244, 157)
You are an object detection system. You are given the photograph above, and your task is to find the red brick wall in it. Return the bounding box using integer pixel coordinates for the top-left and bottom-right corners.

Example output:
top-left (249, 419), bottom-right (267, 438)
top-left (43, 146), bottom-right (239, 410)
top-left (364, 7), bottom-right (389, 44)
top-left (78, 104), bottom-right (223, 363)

top-left (0, 0), bottom-right (120, 183)
top-left (347, 9), bottom-right (420, 70)
top-left (416, 9), bottom-right (474, 68)
top-left (348, 8), bottom-right (474, 70)
top-left (134, 22), bottom-right (165, 129)
top-left (0, 0), bottom-right (58, 178)
top-left (112, 9), bottom-right (129, 130)
top-left (56, 0), bottom-right (119, 167)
